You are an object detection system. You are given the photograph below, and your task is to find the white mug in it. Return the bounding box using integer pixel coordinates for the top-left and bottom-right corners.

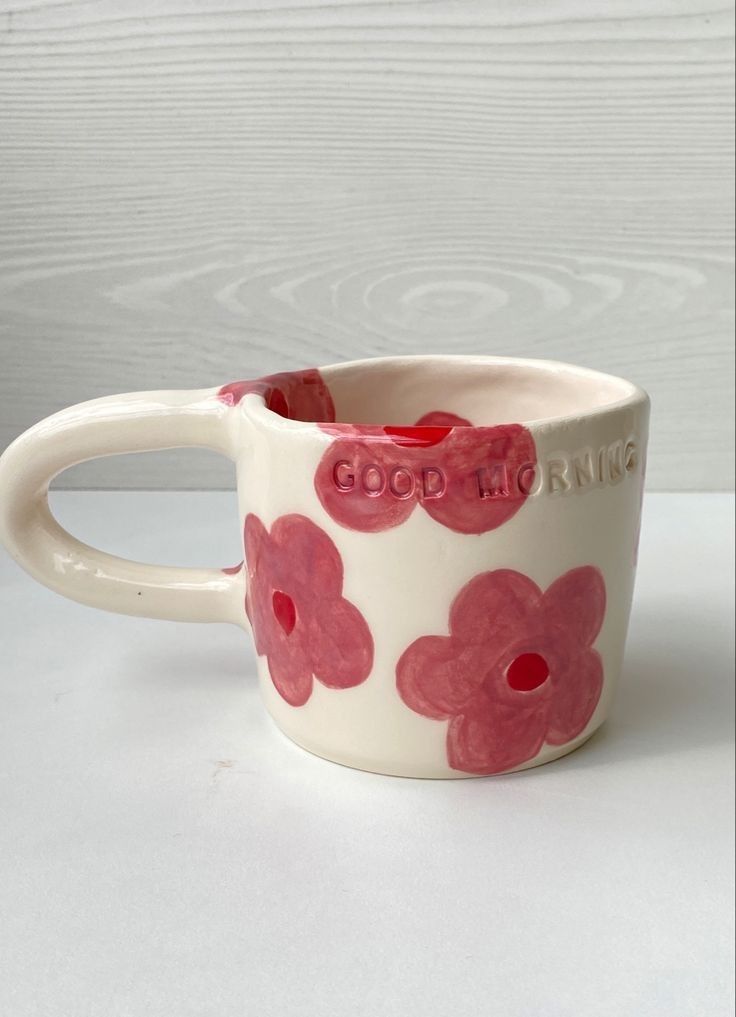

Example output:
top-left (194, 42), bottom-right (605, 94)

top-left (0, 356), bottom-right (649, 777)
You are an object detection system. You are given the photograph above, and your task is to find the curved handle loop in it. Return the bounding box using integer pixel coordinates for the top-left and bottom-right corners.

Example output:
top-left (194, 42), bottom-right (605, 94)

top-left (0, 388), bottom-right (245, 625)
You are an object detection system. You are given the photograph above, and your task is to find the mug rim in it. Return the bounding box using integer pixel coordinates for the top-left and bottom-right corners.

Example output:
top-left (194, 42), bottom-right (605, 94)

top-left (244, 354), bottom-right (649, 432)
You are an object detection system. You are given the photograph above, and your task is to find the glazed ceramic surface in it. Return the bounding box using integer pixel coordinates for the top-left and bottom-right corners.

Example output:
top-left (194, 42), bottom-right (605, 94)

top-left (0, 356), bottom-right (649, 777)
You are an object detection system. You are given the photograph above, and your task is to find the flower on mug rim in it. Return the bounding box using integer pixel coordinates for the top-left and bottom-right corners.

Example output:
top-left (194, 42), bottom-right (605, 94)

top-left (217, 368), bottom-right (335, 423)
top-left (314, 414), bottom-right (537, 535)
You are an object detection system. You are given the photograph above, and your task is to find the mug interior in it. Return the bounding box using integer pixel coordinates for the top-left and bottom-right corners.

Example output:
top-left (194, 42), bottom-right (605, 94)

top-left (318, 357), bottom-right (641, 428)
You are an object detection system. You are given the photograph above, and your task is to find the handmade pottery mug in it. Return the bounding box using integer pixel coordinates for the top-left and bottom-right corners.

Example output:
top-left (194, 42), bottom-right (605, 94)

top-left (0, 356), bottom-right (649, 778)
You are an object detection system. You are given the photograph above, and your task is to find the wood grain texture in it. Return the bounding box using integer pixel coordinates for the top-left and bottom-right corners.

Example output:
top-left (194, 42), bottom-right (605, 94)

top-left (0, 0), bottom-right (733, 490)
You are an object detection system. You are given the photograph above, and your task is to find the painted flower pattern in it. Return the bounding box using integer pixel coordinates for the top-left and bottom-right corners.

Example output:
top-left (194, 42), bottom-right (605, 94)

top-left (218, 368), bottom-right (335, 423)
top-left (244, 513), bottom-right (373, 706)
top-left (397, 566), bottom-right (606, 774)
top-left (315, 416), bottom-right (536, 535)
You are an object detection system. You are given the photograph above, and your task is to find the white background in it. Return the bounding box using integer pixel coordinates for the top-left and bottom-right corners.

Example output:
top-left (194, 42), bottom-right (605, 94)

top-left (0, 0), bottom-right (733, 490)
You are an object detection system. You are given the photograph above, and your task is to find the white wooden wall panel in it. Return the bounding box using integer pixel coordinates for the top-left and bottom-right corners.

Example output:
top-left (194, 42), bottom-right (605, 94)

top-left (0, 0), bottom-right (733, 490)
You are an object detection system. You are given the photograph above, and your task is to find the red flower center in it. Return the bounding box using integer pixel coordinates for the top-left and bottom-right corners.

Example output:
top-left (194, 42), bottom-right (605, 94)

top-left (383, 425), bottom-right (453, 448)
top-left (506, 652), bottom-right (550, 692)
top-left (272, 590), bottom-right (297, 635)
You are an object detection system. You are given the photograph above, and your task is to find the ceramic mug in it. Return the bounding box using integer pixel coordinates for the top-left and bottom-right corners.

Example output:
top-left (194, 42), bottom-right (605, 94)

top-left (0, 356), bottom-right (649, 778)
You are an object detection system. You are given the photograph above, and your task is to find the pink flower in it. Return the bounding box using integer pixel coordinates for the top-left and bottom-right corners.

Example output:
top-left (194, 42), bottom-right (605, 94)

top-left (244, 513), bottom-right (373, 706)
top-left (314, 417), bottom-right (536, 535)
top-left (396, 566), bottom-right (606, 774)
top-left (218, 369), bottom-right (335, 422)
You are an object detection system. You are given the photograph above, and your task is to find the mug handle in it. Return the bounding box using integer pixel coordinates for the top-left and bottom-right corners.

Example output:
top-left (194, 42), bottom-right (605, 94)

top-left (0, 388), bottom-right (245, 626)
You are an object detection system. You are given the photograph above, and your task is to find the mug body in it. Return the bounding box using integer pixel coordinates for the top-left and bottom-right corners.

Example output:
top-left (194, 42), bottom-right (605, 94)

top-left (226, 355), bottom-right (649, 778)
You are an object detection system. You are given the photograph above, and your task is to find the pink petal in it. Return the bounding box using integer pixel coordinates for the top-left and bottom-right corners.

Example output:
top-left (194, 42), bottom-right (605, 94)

top-left (545, 648), bottom-right (603, 746)
top-left (396, 636), bottom-right (485, 720)
top-left (447, 691), bottom-right (547, 775)
top-left (243, 515), bottom-right (275, 657)
top-left (268, 369), bottom-right (335, 423)
top-left (308, 597), bottom-right (374, 689)
top-left (450, 569), bottom-right (542, 648)
top-left (244, 514), bottom-right (268, 570)
top-left (544, 566), bottom-right (606, 648)
top-left (314, 437), bottom-right (416, 532)
top-left (422, 425), bottom-right (536, 535)
top-left (268, 514), bottom-right (345, 599)
top-left (266, 642), bottom-right (314, 707)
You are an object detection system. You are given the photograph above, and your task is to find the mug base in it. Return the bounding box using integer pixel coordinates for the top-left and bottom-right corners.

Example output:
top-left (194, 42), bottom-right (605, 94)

top-left (271, 720), bottom-right (602, 779)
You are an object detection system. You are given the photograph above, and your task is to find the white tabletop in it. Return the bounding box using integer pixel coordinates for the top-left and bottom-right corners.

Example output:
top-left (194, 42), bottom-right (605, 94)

top-left (1, 492), bottom-right (733, 1017)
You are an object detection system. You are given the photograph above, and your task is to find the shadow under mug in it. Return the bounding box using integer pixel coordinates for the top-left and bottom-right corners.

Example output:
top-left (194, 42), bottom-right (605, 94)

top-left (0, 355), bottom-right (649, 778)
